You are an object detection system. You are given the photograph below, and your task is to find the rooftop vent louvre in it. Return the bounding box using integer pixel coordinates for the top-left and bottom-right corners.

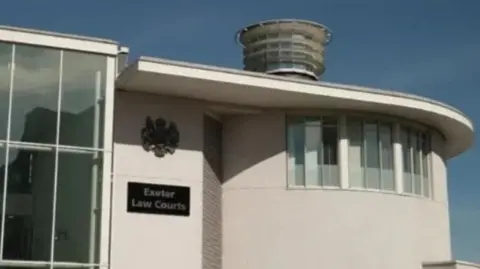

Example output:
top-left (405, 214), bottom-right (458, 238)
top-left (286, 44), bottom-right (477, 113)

top-left (236, 19), bottom-right (332, 81)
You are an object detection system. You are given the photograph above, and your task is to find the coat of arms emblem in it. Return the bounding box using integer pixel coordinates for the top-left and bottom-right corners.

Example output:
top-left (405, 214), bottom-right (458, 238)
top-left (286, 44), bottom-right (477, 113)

top-left (141, 116), bottom-right (180, 158)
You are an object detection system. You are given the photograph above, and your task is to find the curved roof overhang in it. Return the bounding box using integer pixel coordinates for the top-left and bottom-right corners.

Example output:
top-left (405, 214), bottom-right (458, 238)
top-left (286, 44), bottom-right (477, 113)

top-left (116, 57), bottom-right (474, 159)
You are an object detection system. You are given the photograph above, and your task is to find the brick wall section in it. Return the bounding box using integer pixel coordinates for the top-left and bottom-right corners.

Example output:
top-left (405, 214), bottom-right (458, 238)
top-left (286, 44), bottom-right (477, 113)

top-left (202, 115), bottom-right (223, 269)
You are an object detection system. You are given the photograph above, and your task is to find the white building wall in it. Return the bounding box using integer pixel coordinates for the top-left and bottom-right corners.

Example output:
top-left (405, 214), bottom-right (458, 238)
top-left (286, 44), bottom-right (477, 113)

top-left (431, 130), bottom-right (449, 206)
top-left (111, 92), bottom-right (205, 269)
top-left (110, 92), bottom-right (453, 269)
top-left (222, 112), bottom-right (452, 269)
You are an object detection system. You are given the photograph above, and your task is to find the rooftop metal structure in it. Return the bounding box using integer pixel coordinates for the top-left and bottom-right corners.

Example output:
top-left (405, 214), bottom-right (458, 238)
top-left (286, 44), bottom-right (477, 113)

top-left (236, 19), bottom-right (332, 81)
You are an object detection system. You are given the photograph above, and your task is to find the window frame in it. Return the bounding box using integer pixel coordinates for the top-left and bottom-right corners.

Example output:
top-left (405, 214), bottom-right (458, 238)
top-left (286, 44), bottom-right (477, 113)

top-left (0, 41), bottom-right (115, 268)
top-left (347, 118), bottom-right (395, 192)
top-left (286, 115), bottom-right (340, 189)
top-left (400, 127), bottom-right (432, 198)
top-left (286, 112), bottom-right (435, 200)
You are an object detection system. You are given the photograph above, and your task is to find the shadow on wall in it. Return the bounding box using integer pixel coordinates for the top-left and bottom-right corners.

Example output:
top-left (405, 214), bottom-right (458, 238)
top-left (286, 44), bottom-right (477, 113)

top-left (221, 113), bottom-right (286, 183)
top-left (112, 91), bottom-right (284, 182)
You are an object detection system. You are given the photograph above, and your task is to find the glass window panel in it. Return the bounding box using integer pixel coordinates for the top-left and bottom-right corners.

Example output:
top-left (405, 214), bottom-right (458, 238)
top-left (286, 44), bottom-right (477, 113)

top-left (422, 134), bottom-right (430, 197)
top-left (412, 132), bottom-right (422, 195)
top-left (287, 118), bottom-right (305, 186)
top-left (52, 267), bottom-right (101, 269)
top-left (0, 145), bottom-right (5, 258)
top-left (379, 124), bottom-right (394, 191)
top-left (322, 116), bottom-right (337, 127)
top-left (286, 123), bottom-right (296, 186)
top-left (0, 43), bottom-right (12, 140)
top-left (1, 147), bottom-right (55, 261)
top-left (304, 116), bottom-right (322, 125)
top-left (10, 45), bottom-right (61, 144)
top-left (305, 124), bottom-right (321, 186)
top-left (348, 119), bottom-right (364, 188)
top-left (54, 151), bottom-right (102, 263)
top-left (59, 51), bottom-right (106, 148)
top-left (365, 123), bottom-right (380, 189)
top-left (293, 123), bottom-right (305, 186)
top-left (322, 121), bottom-right (339, 187)
top-left (401, 128), bottom-right (413, 193)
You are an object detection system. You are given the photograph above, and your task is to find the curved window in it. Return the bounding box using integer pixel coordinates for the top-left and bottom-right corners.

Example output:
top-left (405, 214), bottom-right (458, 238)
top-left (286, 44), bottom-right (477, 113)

top-left (286, 114), bottom-right (433, 198)
top-left (347, 119), bottom-right (394, 191)
top-left (287, 116), bottom-right (339, 187)
top-left (401, 127), bottom-right (431, 197)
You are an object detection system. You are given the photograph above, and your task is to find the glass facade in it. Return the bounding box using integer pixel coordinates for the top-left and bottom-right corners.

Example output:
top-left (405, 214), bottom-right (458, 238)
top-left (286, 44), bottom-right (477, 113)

top-left (287, 116), bottom-right (339, 187)
top-left (0, 41), bottom-right (109, 268)
top-left (401, 127), bottom-right (431, 197)
top-left (287, 115), bottom-right (432, 198)
top-left (347, 119), bottom-right (395, 191)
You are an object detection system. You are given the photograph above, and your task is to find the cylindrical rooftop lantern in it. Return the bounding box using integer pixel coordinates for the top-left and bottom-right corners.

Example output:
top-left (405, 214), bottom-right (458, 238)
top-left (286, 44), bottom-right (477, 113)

top-left (236, 19), bottom-right (332, 81)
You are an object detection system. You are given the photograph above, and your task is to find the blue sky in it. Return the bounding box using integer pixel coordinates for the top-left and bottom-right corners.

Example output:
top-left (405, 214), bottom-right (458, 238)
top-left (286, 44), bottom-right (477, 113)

top-left (2, 0), bottom-right (478, 262)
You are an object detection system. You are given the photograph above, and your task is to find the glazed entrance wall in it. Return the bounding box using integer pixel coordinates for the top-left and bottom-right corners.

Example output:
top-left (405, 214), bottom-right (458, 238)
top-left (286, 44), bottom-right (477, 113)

top-left (0, 41), bottom-right (113, 268)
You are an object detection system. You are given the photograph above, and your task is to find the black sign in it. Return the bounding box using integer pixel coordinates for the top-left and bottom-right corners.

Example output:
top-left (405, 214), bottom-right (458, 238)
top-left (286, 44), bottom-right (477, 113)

top-left (127, 182), bottom-right (190, 217)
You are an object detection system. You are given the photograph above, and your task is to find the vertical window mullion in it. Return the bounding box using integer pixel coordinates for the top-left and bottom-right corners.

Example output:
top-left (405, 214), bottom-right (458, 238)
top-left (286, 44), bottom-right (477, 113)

top-left (49, 49), bottom-right (64, 268)
top-left (303, 119), bottom-right (307, 187)
top-left (89, 70), bottom-right (102, 263)
top-left (409, 130), bottom-right (415, 194)
top-left (337, 119), bottom-right (344, 188)
top-left (418, 133), bottom-right (424, 196)
top-left (0, 44), bottom-right (15, 259)
top-left (430, 135), bottom-right (433, 197)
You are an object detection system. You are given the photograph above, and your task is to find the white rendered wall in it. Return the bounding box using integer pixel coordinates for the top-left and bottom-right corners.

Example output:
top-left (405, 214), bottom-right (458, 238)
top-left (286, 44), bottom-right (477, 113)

top-left (222, 112), bottom-right (452, 269)
top-left (431, 130), bottom-right (448, 206)
top-left (110, 92), bottom-right (452, 269)
top-left (111, 92), bottom-right (204, 269)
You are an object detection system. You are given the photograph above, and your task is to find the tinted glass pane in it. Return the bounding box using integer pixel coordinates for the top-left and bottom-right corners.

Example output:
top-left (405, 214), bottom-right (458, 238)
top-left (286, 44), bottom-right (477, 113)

top-left (322, 122), bottom-right (339, 186)
top-left (2, 147), bottom-right (55, 261)
top-left (0, 43), bottom-right (12, 140)
top-left (54, 151), bottom-right (102, 263)
top-left (348, 119), bottom-right (364, 188)
top-left (379, 124), bottom-right (394, 191)
top-left (365, 123), bottom-right (380, 189)
top-left (59, 51), bottom-right (106, 148)
top-left (412, 132), bottom-right (422, 195)
top-left (401, 128), bottom-right (413, 193)
top-left (422, 134), bottom-right (430, 197)
top-left (10, 45), bottom-right (60, 144)
top-left (53, 267), bottom-right (101, 269)
top-left (305, 124), bottom-right (321, 186)
top-left (293, 123), bottom-right (305, 186)
top-left (287, 118), bottom-right (305, 186)
top-left (0, 145), bottom-right (5, 258)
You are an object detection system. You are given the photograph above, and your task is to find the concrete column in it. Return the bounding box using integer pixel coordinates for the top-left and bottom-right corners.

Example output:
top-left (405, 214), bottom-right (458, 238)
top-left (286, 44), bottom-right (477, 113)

top-left (393, 123), bottom-right (403, 193)
top-left (339, 116), bottom-right (349, 189)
